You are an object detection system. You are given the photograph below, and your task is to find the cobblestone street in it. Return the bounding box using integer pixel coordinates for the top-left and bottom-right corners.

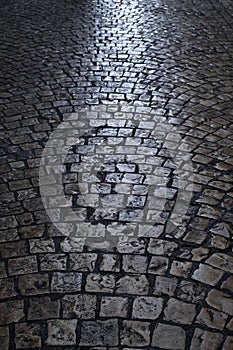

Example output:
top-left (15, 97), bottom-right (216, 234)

top-left (1, 0), bottom-right (233, 349)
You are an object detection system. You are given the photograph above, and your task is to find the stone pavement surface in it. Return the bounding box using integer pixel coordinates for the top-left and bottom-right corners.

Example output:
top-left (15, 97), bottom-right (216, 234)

top-left (0, 0), bottom-right (233, 349)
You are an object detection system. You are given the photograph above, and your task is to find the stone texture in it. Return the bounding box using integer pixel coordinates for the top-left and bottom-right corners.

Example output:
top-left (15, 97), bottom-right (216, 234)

top-left (0, 278), bottom-right (17, 298)
top-left (192, 264), bottom-right (224, 286)
top-left (163, 298), bottom-right (196, 325)
top-left (100, 296), bottom-right (128, 318)
top-left (190, 328), bottom-right (223, 350)
top-left (62, 294), bottom-right (96, 318)
top-left (8, 256), bottom-right (38, 276)
top-left (15, 323), bottom-right (41, 349)
top-left (116, 275), bottom-right (149, 295)
top-left (122, 255), bottom-right (148, 273)
top-left (132, 296), bottom-right (163, 319)
top-left (80, 319), bottom-right (119, 346)
top-left (69, 253), bottom-right (97, 271)
top-left (85, 273), bottom-right (115, 293)
top-left (18, 273), bottom-right (49, 295)
top-left (120, 321), bottom-right (150, 347)
top-left (51, 272), bottom-right (82, 293)
top-left (0, 326), bottom-right (9, 350)
top-left (153, 276), bottom-right (178, 296)
top-left (196, 307), bottom-right (228, 330)
top-left (0, 300), bottom-right (24, 325)
top-left (206, 289), bottom-right (233, 316)
top-left (152, 323), bottom-right (186, 349)
top-left (46, 319), bottom-right (77, 346)
top-left (28, 296), bottom-right (60, 320)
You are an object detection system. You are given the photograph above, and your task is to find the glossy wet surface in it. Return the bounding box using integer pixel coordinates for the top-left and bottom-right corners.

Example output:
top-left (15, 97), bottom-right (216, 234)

top-left (0, 0), bottom-right (233, 349)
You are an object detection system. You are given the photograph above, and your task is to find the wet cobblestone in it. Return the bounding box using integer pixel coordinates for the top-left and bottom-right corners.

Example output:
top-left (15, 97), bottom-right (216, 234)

top-left (1, 0), bottom-right (233, 348)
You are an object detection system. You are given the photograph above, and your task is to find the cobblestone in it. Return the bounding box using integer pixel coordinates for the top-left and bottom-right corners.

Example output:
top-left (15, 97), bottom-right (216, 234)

top-left (1, 0), bottom-right (233, 347)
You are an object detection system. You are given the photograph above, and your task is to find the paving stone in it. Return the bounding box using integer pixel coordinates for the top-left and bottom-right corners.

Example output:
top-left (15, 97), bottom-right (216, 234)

top-left (85, 273), bottom-right (115, 293)
top-left (206, 253), bottom-right (233, 273)
top-left (15, 323), bottom-right (41, 349)
top-left (99, 254), bottom-right (120, 272)
top-left (190, 328), bottom-right (223, 350)
top-left (62, 294), bottom-right (96, 318)
top-left (223, 336), bottom-right (233, 350)
top-left (170, 260), bottom-right (193, 278)
top-left (0, 300), bottom-right (24, 325)
top-left (163, 298), bottom-right (196, 325)
top-left (28, 296), bottom-right (60, 320)
top-left (46, 319), bottom-right (77, 346)
top-left (18, 273), bottom-right (50, 296)
top-left (120, 320), bottom-right (150, 347)
top-left (8, 256), bottom-right (38, 276)
top-left (132, 296), bottom-right (163, 319)
top-left (100, 296), bottom-right (128, 318)
top-left (147, 239), bottom-right (178, 255)
top-left (80, 319), bottom-right (118, 346)
top-left (153, 276), bottom-right (178, 296)
top-left (0, 262), bottom-right (7, 278)
top-left (29, 238), bottom-right (55, 253)
top-left (192, 263), bottom-right (224, 286)
top-left (60, 237), bottom-right (84, 252)
top-left (0, 240), bottom-right (28, 258)
top-left (148, 256), bottom-right (169, 275)
top-left (69, 253), bottom-right (97, 272)
top-left (122, 255), bottom-right (148, 273)
top-left (39, 253), bottom-right (67, 271)
top-left (196, 307), bottom-right (228, 330)
top-left (206, 289), bottom-right (233, 315)
top-left (116, 275), bottom-right (149, 295)
top-left (51, 272), bottom-right (82, 293)
top-left (176, 280), bottom-right (206, 304)
top-left (0, 278), bottom-right (17, 298)
top-left (117, 238), bottom-right (146, 254)
top-left (0, 326), bottom-right (9, 350)
top-left (152, 323), bottom-right (186, 349)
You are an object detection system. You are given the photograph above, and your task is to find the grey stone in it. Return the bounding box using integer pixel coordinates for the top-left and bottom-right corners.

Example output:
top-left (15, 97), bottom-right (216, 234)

top-left (152, 323), bottom-right (186, 349)
top-left (0, 300), bottom-right (24, 325)
top-left (190, 328), bottom-right (222, 350)
top-left (100, 296), bottom-right (128, 317)
top-left (132, 296), bottom-right (163, 319)
top-left (80, 319), bottom-right (119, 346)
top-left (120, 321), bottom-right (150, 347)
top-left (18, 273), bottom-right (50, 296)
top-left (62, 294), bottom-right (96, 318)
top-left (69, 253), bottom-right (97, 271)
top-left (116, 275), bottom-right (149, 295)
top-left (46, 319), bottom-right (77, 346)
top-left (28, 296), bottom-right (60, 320)
top-left (85, 273), bottom-right (115, 293)
top-left (15, 323), bottom-right (41, 349)
top-left (51, 272), bottom-right (82, 293)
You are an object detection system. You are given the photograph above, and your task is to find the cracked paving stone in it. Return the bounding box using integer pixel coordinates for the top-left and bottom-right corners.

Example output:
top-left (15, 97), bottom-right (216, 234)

top-left (196, 307), bottom-right (228, 330)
